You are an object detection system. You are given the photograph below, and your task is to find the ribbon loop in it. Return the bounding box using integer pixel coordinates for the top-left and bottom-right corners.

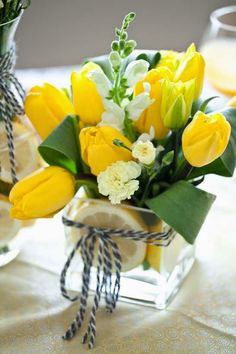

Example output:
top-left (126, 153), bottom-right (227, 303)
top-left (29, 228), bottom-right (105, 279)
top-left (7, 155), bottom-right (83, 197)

top-left (0, 45), bottom-right (25, 184)
top-left (60, 216), bottom-right (174, 348)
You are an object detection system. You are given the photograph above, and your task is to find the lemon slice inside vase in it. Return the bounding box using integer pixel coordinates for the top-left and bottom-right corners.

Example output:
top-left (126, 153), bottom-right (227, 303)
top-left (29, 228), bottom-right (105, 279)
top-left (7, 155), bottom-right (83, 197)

top-left (65, 199), bottom-right (147, 272)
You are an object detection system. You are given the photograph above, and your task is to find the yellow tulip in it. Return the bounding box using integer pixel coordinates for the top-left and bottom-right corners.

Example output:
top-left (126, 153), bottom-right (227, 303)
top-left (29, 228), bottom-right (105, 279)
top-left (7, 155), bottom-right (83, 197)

top-left (80, 126), bottom-right (132, 175)
top-left (71, 62), bottom-right (105, 125)
top-left (182, 111), bottom-right (231, 167)
top-left (161, 79), bottom-right (195, 129)
top-left (25, 83), bottom-right (75, 139)
top-left (135, 68), bottom-right (171, 139)
top-left (174, 43), bottom-right (205, 99)
top-left (157, 50), bottom-right (182, 72)
top-left (9, 167), bottom-right (75, 220)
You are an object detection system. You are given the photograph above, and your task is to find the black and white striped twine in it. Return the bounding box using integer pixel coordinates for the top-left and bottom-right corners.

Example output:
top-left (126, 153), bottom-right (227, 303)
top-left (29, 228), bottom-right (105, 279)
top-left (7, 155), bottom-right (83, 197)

top-left (60, 216), bottom-right (175, 349)
top-left (0, 45), bottom-right (25, 184)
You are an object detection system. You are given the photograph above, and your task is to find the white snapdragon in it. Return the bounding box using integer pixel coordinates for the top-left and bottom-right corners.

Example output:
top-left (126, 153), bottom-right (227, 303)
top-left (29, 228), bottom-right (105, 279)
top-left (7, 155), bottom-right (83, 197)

top-left (97, 161), bottom-right (141, 204)
top-left (132, 140), bottom-right (156, 165)
top-left (88, 63), bottom-right (154, 131)
top-left (99, 99), bottom-right (125, 130)
top-left (126, 83), bottom-right (154, 121)
top-left (87, 69), bottom-right (111, 98)
top-left (123, 60), bottom-right (149, 87)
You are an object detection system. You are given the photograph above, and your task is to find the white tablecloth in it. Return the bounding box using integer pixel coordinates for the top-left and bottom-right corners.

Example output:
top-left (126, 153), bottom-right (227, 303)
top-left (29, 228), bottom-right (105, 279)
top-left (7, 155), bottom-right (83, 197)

top-left (1, 68), bottom-right (236, 353)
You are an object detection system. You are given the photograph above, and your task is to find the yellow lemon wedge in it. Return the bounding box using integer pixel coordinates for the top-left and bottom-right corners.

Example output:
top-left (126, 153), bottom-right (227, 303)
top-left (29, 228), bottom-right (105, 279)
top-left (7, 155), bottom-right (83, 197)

top-left (201, 39), bottom-right (236, 95)
top-left (0, 194), bottom-right (22, 247)
top-left (65, 199), bottom-right (147, 272)
top-left (0, 121), bottom-right (42, 183)
top-left (146, 219), bottom-right (163, 272)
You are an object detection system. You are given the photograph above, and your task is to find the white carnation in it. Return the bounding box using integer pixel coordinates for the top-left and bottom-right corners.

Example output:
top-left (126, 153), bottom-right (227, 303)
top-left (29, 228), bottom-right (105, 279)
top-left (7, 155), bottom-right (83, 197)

top-left (97, 161), bottom-right (141, 204)
top-left (132, 140), bottom-right (156, 165)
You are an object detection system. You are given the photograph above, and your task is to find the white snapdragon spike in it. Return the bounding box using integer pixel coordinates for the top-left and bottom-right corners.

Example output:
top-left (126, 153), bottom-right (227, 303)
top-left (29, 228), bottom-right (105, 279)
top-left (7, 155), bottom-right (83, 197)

top-left (87, 70), bottom-right (112, 98)
top-left (99, 99), bottom-right (125, 130)
top-left (97, 161), bottom-right (141, 204)
top-left (138, 126), bottom-right (155, 142)
top-left (132, 140), bottom-right (156, 165)
top-left (126, 92), bottom-right (154, 121)
top-left (123, 60), bottom-right (149, 87)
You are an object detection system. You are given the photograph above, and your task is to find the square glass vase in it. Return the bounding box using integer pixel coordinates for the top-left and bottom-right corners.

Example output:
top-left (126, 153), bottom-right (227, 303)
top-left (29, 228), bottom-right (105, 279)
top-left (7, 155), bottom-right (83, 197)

top-left (64, 197), bottom-right (195, 309)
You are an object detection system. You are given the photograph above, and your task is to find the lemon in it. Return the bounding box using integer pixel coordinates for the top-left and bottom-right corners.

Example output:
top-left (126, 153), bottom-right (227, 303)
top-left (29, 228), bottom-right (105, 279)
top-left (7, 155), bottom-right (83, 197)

top-left (65, 199), bottom-right (147, 272)
top-left (0, 121), bottom-right (41, 183)
top-left (146, 219), bottom-right (164, 272)
top-left (201, 39), bottom-right (236, 95)
top-left (0, 194), bottom-right (22, 247)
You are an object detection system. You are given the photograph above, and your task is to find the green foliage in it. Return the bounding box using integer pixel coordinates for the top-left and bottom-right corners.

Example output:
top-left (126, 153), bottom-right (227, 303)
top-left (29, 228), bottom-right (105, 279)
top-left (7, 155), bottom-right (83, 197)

top-left (135, 51), bottom-right (161, 69)
top-left (38, 115), bottom-right (81, 175)
top-left (145, 181), bottom-right (216, 244)
top-left (191, 96), bottom-right (218, 116)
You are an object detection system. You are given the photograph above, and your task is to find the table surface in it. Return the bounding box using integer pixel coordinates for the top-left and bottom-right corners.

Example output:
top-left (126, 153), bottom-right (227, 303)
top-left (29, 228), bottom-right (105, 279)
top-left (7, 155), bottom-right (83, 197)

top-left (1, 68), bottom-right (236, 354)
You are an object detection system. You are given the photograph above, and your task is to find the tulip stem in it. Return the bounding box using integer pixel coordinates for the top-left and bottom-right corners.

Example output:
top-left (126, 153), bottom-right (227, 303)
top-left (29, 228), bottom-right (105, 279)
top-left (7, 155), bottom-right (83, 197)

top-left (171, 160), bottom-right (193, 183)
top-left (172, 131), bottom-right (179, 172)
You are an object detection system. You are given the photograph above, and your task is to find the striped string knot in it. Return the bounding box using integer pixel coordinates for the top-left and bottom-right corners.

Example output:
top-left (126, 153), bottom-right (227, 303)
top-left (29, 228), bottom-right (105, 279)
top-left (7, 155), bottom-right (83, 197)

top-left (0, 45), bottom-right (25, 184)
top-left (60, 216), bottom-right (175, 349)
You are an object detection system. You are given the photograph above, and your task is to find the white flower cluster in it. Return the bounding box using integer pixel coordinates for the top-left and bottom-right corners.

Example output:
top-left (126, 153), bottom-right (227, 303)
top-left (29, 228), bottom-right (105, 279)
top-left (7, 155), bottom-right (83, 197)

top-left (97, 161), bottom-right (141, 204)
top-left (87, 60), bottom-right (154, 131)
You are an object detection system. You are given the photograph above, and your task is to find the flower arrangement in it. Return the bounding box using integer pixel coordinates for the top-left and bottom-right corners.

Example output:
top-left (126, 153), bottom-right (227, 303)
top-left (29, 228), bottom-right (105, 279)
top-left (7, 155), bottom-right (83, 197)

top-left (9, 12), bottom-right (236, 247)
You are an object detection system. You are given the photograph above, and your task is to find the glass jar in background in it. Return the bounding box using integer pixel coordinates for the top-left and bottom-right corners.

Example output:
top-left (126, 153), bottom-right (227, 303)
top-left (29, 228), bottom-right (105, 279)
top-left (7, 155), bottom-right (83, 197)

top-left (0, 120), bottom-right (41, 266)
top-left (200, 6), bottom-right (236, 96)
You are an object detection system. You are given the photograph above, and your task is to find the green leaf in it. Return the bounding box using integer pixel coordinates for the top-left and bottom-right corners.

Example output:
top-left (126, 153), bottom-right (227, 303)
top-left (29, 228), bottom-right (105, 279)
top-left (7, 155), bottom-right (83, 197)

top-left (199, 96), bottom-right (219, 113)
top-left (145, 180), bottom-right (216, 244)
top-left (38, 115), bottom-right (80, 175)
top-left (189, 108), bottom-right (236, 178)
top-left (135, 51), bottom-right (161, 69)
top-left (191, 96), bottom-right (218, 116)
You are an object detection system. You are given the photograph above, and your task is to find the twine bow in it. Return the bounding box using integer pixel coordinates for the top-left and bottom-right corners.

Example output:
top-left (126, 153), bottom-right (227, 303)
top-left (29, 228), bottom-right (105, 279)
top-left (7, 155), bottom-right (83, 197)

top-left (0, 45), bottom-right (25, 184)
top-left (60, 216), bottom-right (175, 349)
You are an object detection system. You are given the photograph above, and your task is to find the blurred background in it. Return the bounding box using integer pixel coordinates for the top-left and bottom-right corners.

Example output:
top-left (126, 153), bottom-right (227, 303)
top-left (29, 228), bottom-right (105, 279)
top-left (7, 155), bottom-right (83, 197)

top-left (15, 0), bottom-right (236, 69)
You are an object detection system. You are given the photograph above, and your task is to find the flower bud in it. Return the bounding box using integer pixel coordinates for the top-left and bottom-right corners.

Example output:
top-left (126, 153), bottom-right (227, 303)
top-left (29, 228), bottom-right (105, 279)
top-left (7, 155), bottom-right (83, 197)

top-left (9, 167), bottom-right (75, 219)
top-left (161, 79), bottom-right (195, 129)
top-left (182, 111), bottom-right (231, 167)
top-left (109, 51), bottom-right (121, 69)
top-left (174, 43), bottom-right (205, 99)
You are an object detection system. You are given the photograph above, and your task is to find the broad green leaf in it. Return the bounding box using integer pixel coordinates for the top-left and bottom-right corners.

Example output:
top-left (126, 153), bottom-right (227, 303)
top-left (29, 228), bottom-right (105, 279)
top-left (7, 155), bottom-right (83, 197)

top-left (189, 108), bottom-right (236, 178)
top-left (38, 115), bottom-right (80, 175)
top-left (145, 180), bottom-right (216, 244)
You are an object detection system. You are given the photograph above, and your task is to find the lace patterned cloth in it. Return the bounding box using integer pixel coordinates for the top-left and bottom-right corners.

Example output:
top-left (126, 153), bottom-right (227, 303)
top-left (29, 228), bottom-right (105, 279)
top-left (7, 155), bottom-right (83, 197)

top-left (1, 70), bottom-right (236, 353)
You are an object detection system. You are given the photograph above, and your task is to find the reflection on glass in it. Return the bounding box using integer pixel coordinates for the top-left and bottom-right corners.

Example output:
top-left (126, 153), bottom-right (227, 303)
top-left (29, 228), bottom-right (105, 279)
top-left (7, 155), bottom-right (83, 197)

top-left (200, 6), bottom-right (236, 95)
